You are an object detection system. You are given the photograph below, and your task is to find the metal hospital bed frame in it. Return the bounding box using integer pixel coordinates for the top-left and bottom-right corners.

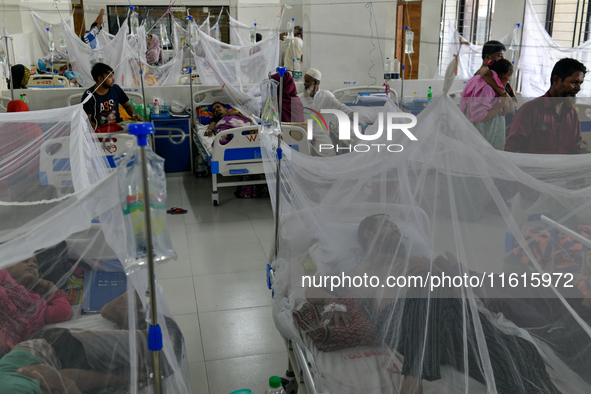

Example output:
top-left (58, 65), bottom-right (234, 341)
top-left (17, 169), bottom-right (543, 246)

top-left (191, 87), bottom-right (310, 206)
top-left (331, 85), bottom-right (399, 104)
top-left (266, 203), bottom-right (431, 394)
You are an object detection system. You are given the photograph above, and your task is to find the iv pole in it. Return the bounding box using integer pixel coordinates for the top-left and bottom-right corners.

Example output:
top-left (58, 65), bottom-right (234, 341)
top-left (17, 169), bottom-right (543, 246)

top-left (1, 34), bottom-right (14, 100)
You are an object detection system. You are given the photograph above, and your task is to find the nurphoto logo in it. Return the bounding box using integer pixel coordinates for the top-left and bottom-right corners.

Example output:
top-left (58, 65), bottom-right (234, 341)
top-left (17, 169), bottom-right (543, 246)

top-left (304, 109), bottom-right (418, 153)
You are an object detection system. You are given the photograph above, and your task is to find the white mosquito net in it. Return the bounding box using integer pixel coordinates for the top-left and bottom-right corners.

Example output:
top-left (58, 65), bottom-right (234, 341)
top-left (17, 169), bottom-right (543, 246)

top-left (263, 59), bottom-right (591, 393)
top-left (64, 17), bottom-right (183, 88)
top-left (30, 10), bottom-right (74, 61)
top-left (228, 15), bottom-right (279, 46)
top-left (0, 105), bottom-right (190, 393)
top-left (194, 31), bottom-right (281, 115)
top-left (437, 23), bottom-right (512, 80)
top-left (519, 0), bottom-right (591, 97)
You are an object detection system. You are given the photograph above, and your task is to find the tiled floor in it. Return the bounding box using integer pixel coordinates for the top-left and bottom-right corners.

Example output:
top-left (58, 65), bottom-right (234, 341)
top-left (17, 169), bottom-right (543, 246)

top-left (158, 176), bottom-right (287, 394)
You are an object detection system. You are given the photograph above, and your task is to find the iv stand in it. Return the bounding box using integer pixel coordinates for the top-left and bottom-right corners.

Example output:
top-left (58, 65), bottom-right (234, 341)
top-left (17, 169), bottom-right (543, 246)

top-left (271, 67), bottom-right (286, 260)
top-left (2, 35), bottom-right (14, 100)
top-left (128, 123), bottom-right (163, 394)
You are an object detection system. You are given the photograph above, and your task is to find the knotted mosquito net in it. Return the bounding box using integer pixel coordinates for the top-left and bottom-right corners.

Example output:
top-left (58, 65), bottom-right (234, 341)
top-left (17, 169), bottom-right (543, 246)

top-left (0, 104), bottom-right (190, 393)
top-left (263, 59), bottom-right (591, 393)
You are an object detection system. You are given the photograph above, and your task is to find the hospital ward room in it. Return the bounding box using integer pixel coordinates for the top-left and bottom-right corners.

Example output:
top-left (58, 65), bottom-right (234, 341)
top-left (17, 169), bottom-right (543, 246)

top-left (5, 0), bottom-right (591, 393)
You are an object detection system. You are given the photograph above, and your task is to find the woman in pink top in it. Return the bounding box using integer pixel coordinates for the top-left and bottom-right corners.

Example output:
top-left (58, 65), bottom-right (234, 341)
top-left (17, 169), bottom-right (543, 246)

top-left (0, 256), bottom-right (73, 357)
top-left (460, 59), bottom-right (515, 150)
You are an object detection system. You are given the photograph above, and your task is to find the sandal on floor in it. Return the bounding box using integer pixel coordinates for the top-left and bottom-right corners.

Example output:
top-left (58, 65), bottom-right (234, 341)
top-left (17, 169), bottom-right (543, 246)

top-left (167, 207), bottom-right (187, 214)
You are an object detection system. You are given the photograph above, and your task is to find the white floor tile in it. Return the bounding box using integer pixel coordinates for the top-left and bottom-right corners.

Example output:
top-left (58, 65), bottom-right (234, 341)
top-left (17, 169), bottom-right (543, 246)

top-left (189, 241), bottom-right (268, 276)
top-left (185, 221), bottom-right (258, 247)
top-left (205, 352), bottom-right (288, 394)
top-left (156, 253), bottom-right (192, 280)
top-left (174, 313), bottom-right (205, 363)
top-left (160, 276), bottom-right (197, 315)
top-left (199, 306), bottom-right (285, 360)
top-left (193, 270), bottom-right (271, 312)
top-left (250, 219), bottom-right (275, 243)
top-left (189, 362), bottom-right (209, 394)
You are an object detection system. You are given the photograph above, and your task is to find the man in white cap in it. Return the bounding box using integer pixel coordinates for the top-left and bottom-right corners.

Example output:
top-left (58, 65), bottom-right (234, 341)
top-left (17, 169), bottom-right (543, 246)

top-left (300, 68), bottom-right (356, 157)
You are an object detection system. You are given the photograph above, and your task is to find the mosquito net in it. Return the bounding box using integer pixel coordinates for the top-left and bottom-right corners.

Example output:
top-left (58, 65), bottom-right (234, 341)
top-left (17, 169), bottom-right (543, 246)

top-left (30, 10), bottom-right (74, 61)
top-left (228, 15), bottom-right (278, 46)
top-left (438, 23), bottom-right (512, 80)
top-left (263, 60), bottom-right (591, 393)
top-left (194, 31), bottom-right (281, 115)
top-left (519, 0), bottom-right (591, 97)
top-left (0, 104), bottom-right (190, 393)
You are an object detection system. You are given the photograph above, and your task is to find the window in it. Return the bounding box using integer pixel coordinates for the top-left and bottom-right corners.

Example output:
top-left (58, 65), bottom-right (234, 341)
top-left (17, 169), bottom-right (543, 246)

top-left (106, 6), bottom-right (230, 49)
top-left (542, 0), bottom-right (591, 46)
top-left (457, 0), bottom-right (496, 44)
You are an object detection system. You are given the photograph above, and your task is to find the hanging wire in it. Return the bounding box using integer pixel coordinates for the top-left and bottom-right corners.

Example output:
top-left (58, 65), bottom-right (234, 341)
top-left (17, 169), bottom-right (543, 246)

top-left (364, 2), bottom-right (385, 87)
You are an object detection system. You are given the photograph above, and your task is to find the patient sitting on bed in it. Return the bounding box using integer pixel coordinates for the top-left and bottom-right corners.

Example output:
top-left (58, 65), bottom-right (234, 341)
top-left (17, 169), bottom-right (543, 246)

top-left (1, 256), bottom-right (73, 358)
top-left (306, 214), bottom-right (561, 394)
top-left (204, 102), bottom-right (253, 145)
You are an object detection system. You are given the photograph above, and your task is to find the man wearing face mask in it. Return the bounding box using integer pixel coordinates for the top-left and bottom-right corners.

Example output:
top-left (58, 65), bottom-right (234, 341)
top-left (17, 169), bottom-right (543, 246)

top-left (505, 58), bottom-right (586, 154)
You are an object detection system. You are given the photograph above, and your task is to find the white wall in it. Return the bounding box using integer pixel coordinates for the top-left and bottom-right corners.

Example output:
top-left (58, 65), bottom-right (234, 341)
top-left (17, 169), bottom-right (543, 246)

top-left (419, 0), bottom-right (443, 79)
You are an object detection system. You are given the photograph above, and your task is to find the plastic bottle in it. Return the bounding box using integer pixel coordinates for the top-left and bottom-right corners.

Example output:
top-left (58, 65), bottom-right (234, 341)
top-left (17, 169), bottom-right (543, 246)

top-left (413, 91), bottom-right (418, 99)
top-left (46, 27), bottom-right (55, 52)
top-left (22, 94), bottom-right (28, 104)
top-left (130, 6), bottom-right (139, 37)
top-left (287, 18), bottom-right (295, 40)
top-left (404, 26), bottom-right (414, 54)
top-left (153, 99), bottom-right (160, 115)
top-left (250, 23), bottom-right (257, 44)
top-left (59, 32), bottom-right (67, 49)
top-left (212, 27), bottom-right (220, 41)
top-left (294, 58), bottom-right (302, 81)
top-left (265, 376), bottom-right (286, 394)
top-left (427, 86), bottom-right (433, 100)
top-left (160, 23), bottom-right (171, 47)
top-left (384, 57), bottom-right (392, 81)
top-left (19, 93), bottom-right (25, 102)
top-left (392, 57), bottom-right (400, 79)
top-left (510, 23), bottom-right (521, 50)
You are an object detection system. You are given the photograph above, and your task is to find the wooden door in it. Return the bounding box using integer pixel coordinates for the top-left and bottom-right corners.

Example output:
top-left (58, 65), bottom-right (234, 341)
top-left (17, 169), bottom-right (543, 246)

top-left (72, 0), bottom-right (85, 38)
top-left (396, 1), bottom-right (421, 79)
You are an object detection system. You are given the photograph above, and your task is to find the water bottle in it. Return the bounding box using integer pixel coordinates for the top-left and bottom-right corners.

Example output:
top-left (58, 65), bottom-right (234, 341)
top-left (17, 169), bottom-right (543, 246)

top-left (413, 92), bottom-right (418, 100)
top-left (384, 57), bottom-right (392, 81)
top-left (392, 57), bottom-right (400, 79)
top-left (404, 26), bottom-right (414, 54)
top-left (265, 376), bottom-right (286, 394)
top-left (153, 99), bottom-right (160, 115)
top-left (250, 23), bottom-right (257, 44)
top-left (23, 94), bottom-right (28, 104)
top-left (130, 6), bottom-right (139, 37)
top-left (427, 86), bottom-right (433, 100)
top-left (287, 18), bottom-right (295, 40)
top-left (19, 93), bottom-right (25, 102)
top-left (47, 27), bottom-right (55, 52)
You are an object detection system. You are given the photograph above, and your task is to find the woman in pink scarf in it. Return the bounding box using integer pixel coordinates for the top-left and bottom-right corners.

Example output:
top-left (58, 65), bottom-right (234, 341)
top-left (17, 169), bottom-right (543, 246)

top-left (146, 34), bottom-right (163, 66)
top-left (0, 256), bottom-right (73, 357)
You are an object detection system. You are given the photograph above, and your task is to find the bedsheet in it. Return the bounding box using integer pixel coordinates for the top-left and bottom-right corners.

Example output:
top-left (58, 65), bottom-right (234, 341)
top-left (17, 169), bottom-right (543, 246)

top-left (195, 123), bottom-right (215, 156)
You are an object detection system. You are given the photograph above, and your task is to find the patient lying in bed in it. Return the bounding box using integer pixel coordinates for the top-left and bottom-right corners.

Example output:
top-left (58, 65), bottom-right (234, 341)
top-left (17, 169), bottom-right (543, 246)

top-left (204, 102), bottom-right (253, 145)
top-left (304, 214), bottom-right (561, 394)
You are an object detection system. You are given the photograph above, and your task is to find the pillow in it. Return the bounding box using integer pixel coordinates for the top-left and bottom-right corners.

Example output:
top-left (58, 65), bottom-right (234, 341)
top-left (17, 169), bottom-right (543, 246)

top-left (197, 104), bottom-right (233, 125)
top-left (293, 297), bottom-right (378, 352)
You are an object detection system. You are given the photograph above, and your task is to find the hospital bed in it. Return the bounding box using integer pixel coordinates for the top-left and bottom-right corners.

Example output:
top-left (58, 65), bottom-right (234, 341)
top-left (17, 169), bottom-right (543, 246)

top-left (332, 86), bottom-right (399, 105)
top-left (27, 74), bottom-right (70, 88)
top-left (66, 91), bottom-right (145, 107)
top-left (267, 203), bottom-right (591, 394)
top-left (0, 95), bottom-right (11, 111)
top-left (39, 134), bottom-right (136, 197)
top-left (191, 87), bottom-right (310, 206)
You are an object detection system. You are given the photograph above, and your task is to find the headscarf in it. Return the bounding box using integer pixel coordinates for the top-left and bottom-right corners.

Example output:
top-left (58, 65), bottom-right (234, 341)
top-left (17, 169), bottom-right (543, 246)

top-left (270, 72), bottom-right (304, 122)
top-left (146, 34), bottom-right (162, 65)
top-left (10, 65), bottom-right (30, 89)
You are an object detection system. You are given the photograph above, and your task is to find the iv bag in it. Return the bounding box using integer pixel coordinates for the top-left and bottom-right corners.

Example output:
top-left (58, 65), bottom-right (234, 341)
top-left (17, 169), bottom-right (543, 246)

top-left (405, 27), bottom-right (414, 54)
top-left (510, 23), bottom-right (522, 51)
top-left (259, 78), bottom-right (281, 136)
top-left (160, 23), bottom-right (171, 47)
top-left (47, 27), bottom-right (55, 52)
top-left (212, 26), bottom-right (220, 41)
top-left (59, 32), bottom-right (67, 49)
top-left (287, 18), bottom-right (295, 40)
top-left (250, 23), bottom-right (257, 44)
top-left (130, 7), bottom-right (139, 37)
top-left (119, 145), bottom-right (177, 272)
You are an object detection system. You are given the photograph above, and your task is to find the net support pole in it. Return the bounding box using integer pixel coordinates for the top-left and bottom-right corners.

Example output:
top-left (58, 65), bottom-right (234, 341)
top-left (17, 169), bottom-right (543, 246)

top-left (188, 55), bottom-right (195, 173)
top-left (3, 35), bottom-right (14, 100)
top-left (272, 67), bottom-right (287, 260)
top-left (128, 123), bottom-right (163, 394)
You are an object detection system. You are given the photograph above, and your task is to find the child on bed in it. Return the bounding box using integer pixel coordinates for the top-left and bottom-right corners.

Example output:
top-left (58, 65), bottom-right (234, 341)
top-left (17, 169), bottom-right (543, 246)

top-left (1, 256), bottom-right (73, 358)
